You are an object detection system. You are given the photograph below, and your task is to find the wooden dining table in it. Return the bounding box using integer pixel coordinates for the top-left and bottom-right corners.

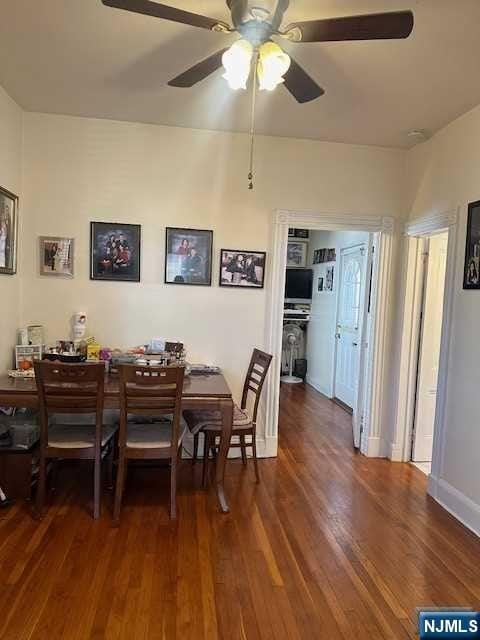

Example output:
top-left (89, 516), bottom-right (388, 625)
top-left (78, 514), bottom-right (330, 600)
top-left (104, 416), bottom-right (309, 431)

top-left (0, 371), bottom-right (234, 513)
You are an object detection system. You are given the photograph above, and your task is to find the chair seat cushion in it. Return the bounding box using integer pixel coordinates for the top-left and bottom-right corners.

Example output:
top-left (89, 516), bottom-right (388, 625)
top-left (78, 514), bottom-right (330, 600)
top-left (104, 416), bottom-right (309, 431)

top-left (126, 418), bottom-right (187, 449)
top-left (48, 424), bottom-right (117, 449)
top-left (184, 404), bottom-right (251, 435)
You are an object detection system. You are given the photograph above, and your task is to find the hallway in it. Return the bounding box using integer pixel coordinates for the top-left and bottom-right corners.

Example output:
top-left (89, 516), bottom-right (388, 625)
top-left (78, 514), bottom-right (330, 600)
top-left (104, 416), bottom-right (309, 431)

top-left (0, 384), bottom-right (478, 639)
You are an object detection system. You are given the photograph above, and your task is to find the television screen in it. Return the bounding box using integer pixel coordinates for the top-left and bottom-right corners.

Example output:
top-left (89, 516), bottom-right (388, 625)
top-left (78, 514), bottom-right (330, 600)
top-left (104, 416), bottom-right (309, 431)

top-left (285, 268), bottom-right (313, 301)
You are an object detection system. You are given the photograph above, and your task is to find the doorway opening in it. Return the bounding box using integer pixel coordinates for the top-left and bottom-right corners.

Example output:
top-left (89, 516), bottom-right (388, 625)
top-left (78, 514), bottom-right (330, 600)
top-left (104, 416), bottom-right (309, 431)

top-left (281, 228), bottom-right (374, 450)
top-left (263, 211), bottom-right (394, 461)
top-left (410, 231), bottom-right (448, 475)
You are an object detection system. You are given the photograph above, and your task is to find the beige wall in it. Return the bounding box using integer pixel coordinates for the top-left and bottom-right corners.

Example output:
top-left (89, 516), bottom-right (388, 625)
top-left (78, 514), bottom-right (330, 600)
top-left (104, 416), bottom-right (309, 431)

top-left (19, 112), bottom-right (405, 422)
top-left (406, 103), bottom-right (480, 533)
top-left (0, 86), bottom-right (22, 371)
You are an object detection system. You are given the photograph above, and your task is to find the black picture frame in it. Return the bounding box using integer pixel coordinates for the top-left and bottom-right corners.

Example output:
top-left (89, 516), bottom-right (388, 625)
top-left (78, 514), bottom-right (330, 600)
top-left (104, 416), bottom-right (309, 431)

top-left (0, 185), bottom-right (18, 276)
top-left (90, 221), bottom-right (141, 282)
top-left (294, 228), bottom-right (309, 239)
top-left (219, 249), bottom-right (267, 289)
top-left (165, 227), bottom-right (213, 286)
top-left (463, 200), bottom-right (480, 289)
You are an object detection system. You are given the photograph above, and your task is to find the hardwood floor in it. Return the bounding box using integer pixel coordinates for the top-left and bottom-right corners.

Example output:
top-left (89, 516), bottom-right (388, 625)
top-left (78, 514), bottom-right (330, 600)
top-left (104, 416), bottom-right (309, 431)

top-left (0, 383), bottom-right (479, 639)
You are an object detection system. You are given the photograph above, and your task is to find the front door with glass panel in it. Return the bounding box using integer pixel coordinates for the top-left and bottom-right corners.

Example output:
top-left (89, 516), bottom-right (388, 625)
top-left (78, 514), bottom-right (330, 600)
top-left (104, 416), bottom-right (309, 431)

top-left (334, 244), bottom-right (367, 409)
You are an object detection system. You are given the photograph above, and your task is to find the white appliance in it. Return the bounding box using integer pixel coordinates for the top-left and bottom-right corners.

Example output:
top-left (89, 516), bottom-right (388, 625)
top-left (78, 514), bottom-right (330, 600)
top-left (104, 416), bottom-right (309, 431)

top-left (281, 323), bottom-right (304, 384)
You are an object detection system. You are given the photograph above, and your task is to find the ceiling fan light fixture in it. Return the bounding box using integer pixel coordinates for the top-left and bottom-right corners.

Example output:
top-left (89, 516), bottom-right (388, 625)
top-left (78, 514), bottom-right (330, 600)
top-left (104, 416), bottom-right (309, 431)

top-left (222, 39), bottom-right (254, 90)
top-left (257, 41), bottom-right (291, 91)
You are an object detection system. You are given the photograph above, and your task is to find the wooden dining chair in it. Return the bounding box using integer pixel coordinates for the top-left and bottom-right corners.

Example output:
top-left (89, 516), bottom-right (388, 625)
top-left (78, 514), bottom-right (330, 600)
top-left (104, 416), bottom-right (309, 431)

top-left (114, 364), bottom-right (186, 521)
top-left (34, 361), bottom-right (117, 519)
top-left (185, 348), bottom-right (272, 484)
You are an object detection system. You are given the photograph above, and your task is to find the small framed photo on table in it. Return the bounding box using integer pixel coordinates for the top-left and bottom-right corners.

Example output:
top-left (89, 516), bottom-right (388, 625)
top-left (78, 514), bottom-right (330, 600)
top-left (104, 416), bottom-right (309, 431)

top-left (39, 236), bottom-right (74, 278)
top-left (90, 222), bottom-right (141, 282)
top-left (0, 185), bottom-right (18, 276)
top-left (219, 249), bottom-right (266, 289)
top-left (165, 227), bottom-right (213, 286)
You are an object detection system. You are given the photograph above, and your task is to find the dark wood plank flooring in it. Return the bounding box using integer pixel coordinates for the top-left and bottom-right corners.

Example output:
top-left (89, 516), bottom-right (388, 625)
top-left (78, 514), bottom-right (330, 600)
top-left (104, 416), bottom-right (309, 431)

top-left (0, 383), bottom-right (479, 639)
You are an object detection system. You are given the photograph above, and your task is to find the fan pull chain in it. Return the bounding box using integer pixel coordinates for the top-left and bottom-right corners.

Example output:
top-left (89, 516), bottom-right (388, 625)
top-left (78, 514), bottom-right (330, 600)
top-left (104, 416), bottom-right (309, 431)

top-left (248, 53), bottom-right (258, 190)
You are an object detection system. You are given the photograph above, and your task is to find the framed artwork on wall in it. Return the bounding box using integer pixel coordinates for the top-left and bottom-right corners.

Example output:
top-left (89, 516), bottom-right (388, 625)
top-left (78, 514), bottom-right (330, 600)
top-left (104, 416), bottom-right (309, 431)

top-left (39, 236), bottom-right (74, 278)
top-left (463, 200), bottom-right (480, 289)
top-left (165, 227), bottom-right (213, 286)
top-left (288, 228), bottom-right (309, 239)
top-left (287, 240), bottom-right (308, 268)
top-left (90, 222), bottom-right (141, 282)
top-left (219, 249), bottom-right (266, 289)
top-left (325, 266), bottom-right (334, 292)
top-left (0, 185), bottom-right (18, 276)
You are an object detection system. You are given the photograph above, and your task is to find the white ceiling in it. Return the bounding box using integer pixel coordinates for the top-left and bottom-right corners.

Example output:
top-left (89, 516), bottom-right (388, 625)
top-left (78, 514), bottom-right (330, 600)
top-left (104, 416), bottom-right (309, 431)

top-left (1, 0), bottom-right (480, 148)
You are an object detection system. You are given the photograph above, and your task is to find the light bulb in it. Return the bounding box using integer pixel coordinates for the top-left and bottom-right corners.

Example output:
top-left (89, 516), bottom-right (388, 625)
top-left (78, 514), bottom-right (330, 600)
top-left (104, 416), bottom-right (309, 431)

top-left (222, 39), bottom-right (254, 90)
top-left (257, 42), bottom-right (291, 91)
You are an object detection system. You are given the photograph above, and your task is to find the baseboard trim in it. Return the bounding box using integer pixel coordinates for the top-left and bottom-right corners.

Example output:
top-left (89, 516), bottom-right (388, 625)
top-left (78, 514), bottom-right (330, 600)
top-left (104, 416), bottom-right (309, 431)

top-left (389, 442), bottom-right (404, 462)
top-left (365, 435), bottom-right (388, 458)
top-left (256, 435), bottom-right (278, 458)
top-left (305, 376), bottom-right (331, 398)
top-left (181, 433), bottom-right (278, 460)
top-left (429, 475), bottom-right (480, 538)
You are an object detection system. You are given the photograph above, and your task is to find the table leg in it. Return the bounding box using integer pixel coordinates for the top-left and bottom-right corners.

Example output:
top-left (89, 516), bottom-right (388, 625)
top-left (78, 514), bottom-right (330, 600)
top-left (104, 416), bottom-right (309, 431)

top-left (216, 398), bottom-right (233, 513)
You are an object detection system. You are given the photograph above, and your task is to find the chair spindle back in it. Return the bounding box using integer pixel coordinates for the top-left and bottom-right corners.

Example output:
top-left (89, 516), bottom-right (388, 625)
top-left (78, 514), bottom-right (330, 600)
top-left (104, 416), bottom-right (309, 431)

top-left (240, 349), bottom-right (273, 425)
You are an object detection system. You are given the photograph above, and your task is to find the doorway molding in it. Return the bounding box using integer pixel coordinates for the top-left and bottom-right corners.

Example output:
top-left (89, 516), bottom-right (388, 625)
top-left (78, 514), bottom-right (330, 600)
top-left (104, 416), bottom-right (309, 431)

top-left (389, 208), bottom-right (458, 467)
top-left (262, 210), bottom-right (395, 458)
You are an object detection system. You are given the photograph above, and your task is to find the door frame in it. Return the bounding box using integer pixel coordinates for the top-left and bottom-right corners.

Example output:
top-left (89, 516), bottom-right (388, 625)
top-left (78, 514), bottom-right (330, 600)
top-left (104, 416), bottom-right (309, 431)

top-left (411, 232), bottom-right (448, 463)
top-left (390, 209), bottom-right (458, 472)
top-left (333, 241), bottom-right (370, 445)
top-left (262, 210), bottom-right (395, 458)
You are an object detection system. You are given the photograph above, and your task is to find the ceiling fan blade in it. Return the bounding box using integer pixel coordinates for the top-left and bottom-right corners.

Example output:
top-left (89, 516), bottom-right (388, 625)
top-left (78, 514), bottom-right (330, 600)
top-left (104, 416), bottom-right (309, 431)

top-left (168, 49), bottom-right (228, 88)
top-left (285, 10), bottom-right (414, 43)
top-left (101, 0), bottom-right (230, 31)
top-left (283, 58), bottom-right (325, 104)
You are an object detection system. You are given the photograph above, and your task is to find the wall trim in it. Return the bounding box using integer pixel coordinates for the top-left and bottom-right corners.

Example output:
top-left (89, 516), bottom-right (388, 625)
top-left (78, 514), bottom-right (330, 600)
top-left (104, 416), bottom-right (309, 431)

top-left (389, 236), bottom-right (426, 461)
top-left (365, 436), bottom-right (388, 458)
top-left (429, 475), bottom-right (480, 538)
top-left (405, 210), bottom-right (458, 237)
top-left (264, 209), bottom-right (395, 459)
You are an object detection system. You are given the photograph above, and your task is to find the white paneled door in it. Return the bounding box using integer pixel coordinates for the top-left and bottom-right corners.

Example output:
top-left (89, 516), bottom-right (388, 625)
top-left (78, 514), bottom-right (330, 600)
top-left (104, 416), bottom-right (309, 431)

top-left (334, 245), bottom-right (367, 409)
top-left (412, 232), bottom-right (448, 463)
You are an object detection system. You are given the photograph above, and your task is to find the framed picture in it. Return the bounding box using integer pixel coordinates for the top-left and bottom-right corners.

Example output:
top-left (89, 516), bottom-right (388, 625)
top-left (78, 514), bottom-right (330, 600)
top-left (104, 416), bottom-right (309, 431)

top-left (287, 240), bottom-right (308, 268)
top-left (463, 200), bottom-right (480, 289)
top-left (326, 266), bottom-right (334, 292)
top-left (294, 229), bottom-right (309, 239)
top-left (219, 249), bottom-right (266, 289)
top-left (0, 186), bottom-right (18, 276)
top-left (90, 222), bottom-right (141, 282)
top-left (15, 345), bottom-right (43, 371)
top-left (165, 227), bottom-right (213, 286)
top-left (39, 236), bottom-right (74, 278)
top-left (313, 248), bottom-right (336, 264)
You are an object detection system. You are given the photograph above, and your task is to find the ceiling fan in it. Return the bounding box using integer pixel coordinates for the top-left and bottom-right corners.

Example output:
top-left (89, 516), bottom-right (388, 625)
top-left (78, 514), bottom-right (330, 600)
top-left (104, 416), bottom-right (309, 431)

top-left (101, 0), bottom-right (414, 104)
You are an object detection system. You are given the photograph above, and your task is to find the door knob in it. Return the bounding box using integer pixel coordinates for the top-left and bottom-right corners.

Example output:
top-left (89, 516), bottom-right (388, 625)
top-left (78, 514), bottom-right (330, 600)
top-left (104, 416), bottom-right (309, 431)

top-left (335, 333), bottom-right (341, 339)
top-left (352, 342), bottom-right (358, 346)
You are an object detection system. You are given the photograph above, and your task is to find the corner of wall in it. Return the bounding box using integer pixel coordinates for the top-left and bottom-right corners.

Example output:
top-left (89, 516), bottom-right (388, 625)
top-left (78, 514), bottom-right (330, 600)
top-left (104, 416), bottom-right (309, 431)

top-left (429, 474), bottom-right (480, 538)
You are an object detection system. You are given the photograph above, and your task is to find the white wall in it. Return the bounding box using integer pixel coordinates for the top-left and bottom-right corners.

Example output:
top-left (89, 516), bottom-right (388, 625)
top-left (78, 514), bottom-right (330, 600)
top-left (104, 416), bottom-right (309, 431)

top-left (406, 103), bottom-right (480, 534)
top-left (19, 111), bottom-right (405, 449)
top-left (0, 86), bottom-right (22, 371)
top-left (306, 230), bottom-right (369, 397)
